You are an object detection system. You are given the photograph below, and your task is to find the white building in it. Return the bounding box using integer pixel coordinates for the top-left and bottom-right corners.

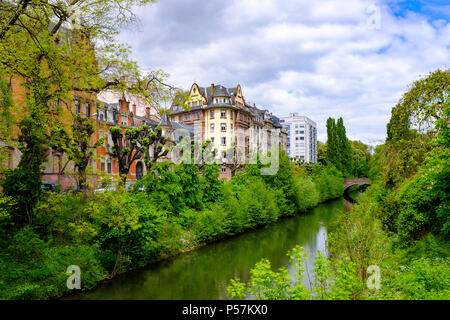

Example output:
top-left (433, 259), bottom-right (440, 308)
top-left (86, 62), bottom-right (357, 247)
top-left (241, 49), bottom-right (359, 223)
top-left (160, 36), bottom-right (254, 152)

top-left (280, 113), bottom-right (317, 163)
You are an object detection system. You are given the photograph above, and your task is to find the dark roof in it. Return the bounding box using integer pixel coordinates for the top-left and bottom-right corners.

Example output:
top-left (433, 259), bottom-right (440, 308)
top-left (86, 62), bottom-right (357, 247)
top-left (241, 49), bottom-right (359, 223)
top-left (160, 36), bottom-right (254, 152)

top-left (271, 115), bottom-right (282, 128)
top-left (212, 85), bottom-right (230, 98)
top-left (159, 113), bottom-right (171, 126)
top-left (171, 122), bottom-right (194, 132)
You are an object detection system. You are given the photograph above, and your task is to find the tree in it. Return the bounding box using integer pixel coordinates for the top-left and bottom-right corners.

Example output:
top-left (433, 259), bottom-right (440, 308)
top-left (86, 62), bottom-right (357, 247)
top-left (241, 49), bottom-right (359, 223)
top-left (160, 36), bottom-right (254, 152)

top-left (336, 117), bottom-right (352, 176)
top-left (51, 114), bottom-right (106, 191)
top-left (350, 140), bottom-right (371, 177)
top-left (110, 124), bottom-right (171, 186)
top-left (317, 141), bottom-right (327, 165)
top-left (383, 69), bottom-right (449, 187)
top-left (326, 118), bottom-right (339, 171)
top-left (387, 69), bottom-right (449, 142)
top-left (0, 79), bottom-right (14, 173)
top-left (0, 0), bottom-right (180, 193)
top-left (326, 117), bottom-right (352, 176)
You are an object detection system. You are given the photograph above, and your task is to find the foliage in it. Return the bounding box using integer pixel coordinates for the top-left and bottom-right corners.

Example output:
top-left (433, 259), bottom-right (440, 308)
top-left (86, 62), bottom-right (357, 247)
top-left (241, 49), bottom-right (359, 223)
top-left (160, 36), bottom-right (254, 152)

top-left (326, 117), bottom-right (353, 176)
top-left (50, 115), bottom-right (105, 191)
top-left (350, 140), bottom-right (371, 178)
top-left (227, 246), bottom-right (361, 300)
top-left (0, 143), bottom-right (347, 299)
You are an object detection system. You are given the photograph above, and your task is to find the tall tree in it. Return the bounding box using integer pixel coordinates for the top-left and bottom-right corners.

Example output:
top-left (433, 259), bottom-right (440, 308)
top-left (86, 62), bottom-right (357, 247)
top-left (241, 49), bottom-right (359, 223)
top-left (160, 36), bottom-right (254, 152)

top-left (0, 0), bottom-right (182, 196)
top-left (336, 117), bottom-right (352, 176)
top-left (326, 117), bottom-right (339, 171)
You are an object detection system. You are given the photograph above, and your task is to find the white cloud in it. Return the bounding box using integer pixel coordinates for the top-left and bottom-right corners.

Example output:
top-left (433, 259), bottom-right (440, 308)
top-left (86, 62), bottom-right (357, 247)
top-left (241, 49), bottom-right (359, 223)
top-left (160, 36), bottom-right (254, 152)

top-left (118, 0), bottom-right (450, 145)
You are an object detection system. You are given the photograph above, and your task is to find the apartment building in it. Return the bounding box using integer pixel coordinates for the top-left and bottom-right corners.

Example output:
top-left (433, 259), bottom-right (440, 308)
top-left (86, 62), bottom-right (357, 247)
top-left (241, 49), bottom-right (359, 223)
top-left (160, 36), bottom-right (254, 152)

top-left (280, 113), bottom-right (317, 163)
top-left (2, 83), bottom-right (178, 189)
top-left (169, 83), bottom-right (288, 178)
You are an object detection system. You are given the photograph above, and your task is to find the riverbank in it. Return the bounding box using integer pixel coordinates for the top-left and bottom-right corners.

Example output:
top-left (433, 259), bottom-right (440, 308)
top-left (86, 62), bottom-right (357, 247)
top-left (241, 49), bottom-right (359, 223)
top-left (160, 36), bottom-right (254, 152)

top-left (0, 152), bottom-right (344, 300)
top-left (68, 197), bottom-right (346, 299)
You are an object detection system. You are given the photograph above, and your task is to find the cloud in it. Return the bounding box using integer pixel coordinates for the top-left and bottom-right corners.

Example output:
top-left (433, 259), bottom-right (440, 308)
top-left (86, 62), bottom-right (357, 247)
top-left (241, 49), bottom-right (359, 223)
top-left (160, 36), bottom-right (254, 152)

top-left (118, 0), bottom-right (450, 145)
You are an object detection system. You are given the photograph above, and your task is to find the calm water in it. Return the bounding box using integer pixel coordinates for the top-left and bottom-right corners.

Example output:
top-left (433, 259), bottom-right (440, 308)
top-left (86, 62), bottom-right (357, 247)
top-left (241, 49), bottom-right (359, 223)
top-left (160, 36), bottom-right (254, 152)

top-left (69, 197), bottom-right (349, 300)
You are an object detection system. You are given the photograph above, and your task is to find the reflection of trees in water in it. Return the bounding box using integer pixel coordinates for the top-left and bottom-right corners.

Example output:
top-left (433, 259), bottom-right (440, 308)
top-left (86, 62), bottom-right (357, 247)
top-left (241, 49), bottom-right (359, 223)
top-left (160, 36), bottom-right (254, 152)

top-left (73, 198), bottom-right (346, 300)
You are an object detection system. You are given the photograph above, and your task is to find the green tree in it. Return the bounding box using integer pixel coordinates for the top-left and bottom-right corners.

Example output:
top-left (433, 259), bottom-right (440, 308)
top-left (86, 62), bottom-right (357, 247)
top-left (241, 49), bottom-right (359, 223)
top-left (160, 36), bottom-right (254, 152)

top-left (110, 124), bottom-right (172, 186)
top-left (336, 117), bottom-right (352, 176)
top-left (50, 114), bottom-right (106, 191)
top-left (326, 118), bottom-right (339, 171)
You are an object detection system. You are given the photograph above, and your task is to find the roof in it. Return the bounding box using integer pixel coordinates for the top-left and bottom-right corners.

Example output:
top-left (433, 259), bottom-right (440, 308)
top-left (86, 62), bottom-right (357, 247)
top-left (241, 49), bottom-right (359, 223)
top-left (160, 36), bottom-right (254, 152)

top-left (159, 113), bottom-right (171, 126)
top-left (212, 85), bottom-right (230, 98)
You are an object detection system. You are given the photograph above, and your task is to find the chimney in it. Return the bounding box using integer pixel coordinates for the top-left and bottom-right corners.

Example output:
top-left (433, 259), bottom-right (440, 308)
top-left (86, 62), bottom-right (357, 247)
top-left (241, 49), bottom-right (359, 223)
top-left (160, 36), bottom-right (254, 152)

top-left (210, 83), bottom-right (214, 95)
top-left (132, 104), bottom-right (136, 115)
top-left (145, 107), bottom-right (150, 119)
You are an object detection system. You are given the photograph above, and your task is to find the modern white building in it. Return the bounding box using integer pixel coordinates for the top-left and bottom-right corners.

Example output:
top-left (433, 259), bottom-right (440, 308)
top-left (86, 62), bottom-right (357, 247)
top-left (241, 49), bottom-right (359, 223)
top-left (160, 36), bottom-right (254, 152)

top-left (280, 113), bottom-right (317, 163)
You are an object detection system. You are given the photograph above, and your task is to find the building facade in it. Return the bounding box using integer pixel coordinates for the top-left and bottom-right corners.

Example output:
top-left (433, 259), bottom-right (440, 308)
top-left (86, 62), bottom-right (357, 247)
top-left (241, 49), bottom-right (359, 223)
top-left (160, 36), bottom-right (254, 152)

top-left (1, 80), bottom-right (177, 190)
top-left (280, 113), bottom-right (317, 163)
top-left (169, 83), bottom-right (288, 178)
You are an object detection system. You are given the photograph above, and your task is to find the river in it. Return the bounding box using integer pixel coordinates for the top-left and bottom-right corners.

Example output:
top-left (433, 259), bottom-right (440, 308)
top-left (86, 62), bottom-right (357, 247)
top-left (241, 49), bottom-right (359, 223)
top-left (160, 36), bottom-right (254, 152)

top-left (69, 196), bottom-right (352, 300)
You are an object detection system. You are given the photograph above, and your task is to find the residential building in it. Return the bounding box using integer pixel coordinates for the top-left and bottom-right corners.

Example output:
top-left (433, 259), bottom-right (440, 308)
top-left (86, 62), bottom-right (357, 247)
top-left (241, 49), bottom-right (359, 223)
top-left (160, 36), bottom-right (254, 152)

top-left (280, 113), bottom-right (317, 163)
top-left (1, 81), bottom-right (178, 189)
top-left (169, 83), bottom-right (288, 178)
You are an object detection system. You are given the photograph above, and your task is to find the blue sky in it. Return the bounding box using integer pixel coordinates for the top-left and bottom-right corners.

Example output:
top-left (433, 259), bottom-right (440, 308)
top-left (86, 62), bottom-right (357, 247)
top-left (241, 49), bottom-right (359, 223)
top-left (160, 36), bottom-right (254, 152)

top-left (119, 0), bottom-right (449, 145)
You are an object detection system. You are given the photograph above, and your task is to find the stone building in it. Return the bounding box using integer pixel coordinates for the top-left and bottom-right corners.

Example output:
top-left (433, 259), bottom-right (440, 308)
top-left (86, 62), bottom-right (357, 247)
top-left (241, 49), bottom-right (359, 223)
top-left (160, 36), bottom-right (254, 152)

top-left (169, 83), bottom-right (288, 179)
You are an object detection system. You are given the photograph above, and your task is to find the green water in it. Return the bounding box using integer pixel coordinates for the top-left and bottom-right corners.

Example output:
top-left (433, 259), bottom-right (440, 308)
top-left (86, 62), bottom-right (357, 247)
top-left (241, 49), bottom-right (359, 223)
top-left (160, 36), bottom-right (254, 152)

top-left (69, 197), bottom-right (348, 300)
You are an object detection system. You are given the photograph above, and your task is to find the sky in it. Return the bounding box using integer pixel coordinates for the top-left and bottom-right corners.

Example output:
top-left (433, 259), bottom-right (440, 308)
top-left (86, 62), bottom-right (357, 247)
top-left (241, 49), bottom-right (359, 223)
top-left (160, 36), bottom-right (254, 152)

top-left (118, 0), bottom-right (450, 144)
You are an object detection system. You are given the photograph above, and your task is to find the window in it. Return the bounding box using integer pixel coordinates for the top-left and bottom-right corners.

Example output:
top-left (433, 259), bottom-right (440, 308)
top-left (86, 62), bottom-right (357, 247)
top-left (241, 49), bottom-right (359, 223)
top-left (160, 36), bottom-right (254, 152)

top-left (300, 137), bottom-right (305, 140)
top-left (74, 100), bottom-right (80, 114)
top-left (85, 103), bottom-right (90, 117)
top-left (194, 112), bottom-right (200, 120)
top-left (230, 124), bottom-right (233, 132)
top-left (100, 160), bottom-right (105, 172)
top-left (210, 124), bottom-right (214, 133)
top-left (299, 130), bottom-right (304, 134)
top-left (210, 137), bottom-right (214, 145)
top-left (221, 166), bottom-right (227, 173)
top-left (295, 130), bottom-right (299, 134)
top-left (107, 158), bottom-right (112, 173)
top-left (99, 113), bottom-right (104, 121)
top-left (221, 110), bottom-right (226, 118)
top-left (221, 151), bottom-right (226, 159)
top-left (221, 123), bottom-right (226, 132)
top-left (210, 110), bottom-right (214, 119)
top-left (184, 113), bottom-right (191, 120)
top-left (230, 111), bottom-right (233, 119)
top-left (178, 116), bottom-right (182, 122)
top-left (221, 137), bottom-right (226, 146)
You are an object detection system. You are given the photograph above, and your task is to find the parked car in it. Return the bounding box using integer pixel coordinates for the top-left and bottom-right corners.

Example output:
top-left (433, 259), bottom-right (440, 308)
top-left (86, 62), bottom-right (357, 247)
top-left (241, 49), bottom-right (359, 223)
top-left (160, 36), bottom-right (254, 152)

top-left (93, 185), bottom-right (116, 194)
top-left (62, 186), bottom-right (81, 194)
top-left (42, 182), bottom-right (56, 191)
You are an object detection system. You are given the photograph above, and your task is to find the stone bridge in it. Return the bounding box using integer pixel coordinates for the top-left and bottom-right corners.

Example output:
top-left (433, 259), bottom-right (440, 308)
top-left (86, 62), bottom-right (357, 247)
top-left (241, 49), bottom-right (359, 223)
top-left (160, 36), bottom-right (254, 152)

top-left (343, 178), bottom-right (371, 191)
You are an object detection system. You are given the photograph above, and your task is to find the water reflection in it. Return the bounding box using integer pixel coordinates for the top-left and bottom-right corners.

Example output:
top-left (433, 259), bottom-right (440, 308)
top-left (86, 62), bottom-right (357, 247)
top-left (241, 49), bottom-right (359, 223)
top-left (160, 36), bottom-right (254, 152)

top-left (69, 198), bottom-right (346, 300)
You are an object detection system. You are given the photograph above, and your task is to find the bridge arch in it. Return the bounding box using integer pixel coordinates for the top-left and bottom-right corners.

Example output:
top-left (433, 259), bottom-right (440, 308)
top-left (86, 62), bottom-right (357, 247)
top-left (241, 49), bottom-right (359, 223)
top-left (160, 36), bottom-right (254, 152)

top-left (343, 178), bottom-right (371, 191)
